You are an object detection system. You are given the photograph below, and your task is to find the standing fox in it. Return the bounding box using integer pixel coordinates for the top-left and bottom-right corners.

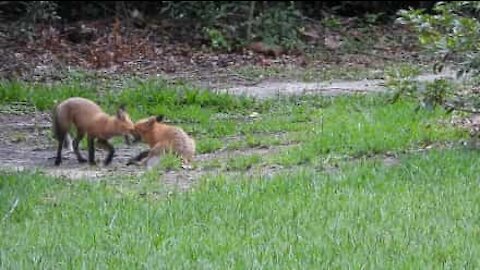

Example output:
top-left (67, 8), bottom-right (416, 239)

top-left (52, 97), bottom-right (135, 166)
top-left (127, 115), bottom-right (195, 168)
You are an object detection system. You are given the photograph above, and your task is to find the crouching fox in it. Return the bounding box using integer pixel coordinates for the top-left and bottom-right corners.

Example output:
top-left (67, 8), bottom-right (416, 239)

top-left (52, 97), bottom-right (135, 166)
top-left (127, 115), bottom-right (195, 168)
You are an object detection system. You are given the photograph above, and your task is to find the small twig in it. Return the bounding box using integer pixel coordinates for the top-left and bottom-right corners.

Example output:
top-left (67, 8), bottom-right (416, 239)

top-left (2, 198), bottom-right (19, 222)
top-left (246, 1), bottom-right (256, 41)
top-left (321, 114), bottom-right (324, 134)
top-left (34, 105), bottom-right (40, 143)
top-left (444, 102), bottom-right (480, 114)
top-left (108, 212), bottom-right (118, 229)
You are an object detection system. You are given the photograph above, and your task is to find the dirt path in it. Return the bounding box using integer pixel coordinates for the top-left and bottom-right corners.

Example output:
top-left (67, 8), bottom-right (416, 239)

top-left (215, 70), bottom-right (456, 98)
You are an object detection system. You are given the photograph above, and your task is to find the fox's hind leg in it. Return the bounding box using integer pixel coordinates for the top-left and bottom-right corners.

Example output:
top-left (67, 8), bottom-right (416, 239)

top-left (53, 115), bottom-right (68, 166)
top-left (97, 139), bottom-right (115, 166)
top-left (54, 132), bottom-right (66, 166)
top-left (73, 131), bottom-right (87, 163)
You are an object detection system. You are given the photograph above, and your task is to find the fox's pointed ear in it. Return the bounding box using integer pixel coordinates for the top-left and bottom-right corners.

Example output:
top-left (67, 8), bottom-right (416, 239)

top-left (146, 117), bottom-right (156, 127)
top-left (156, 115), bottom-right (164, 122)
top-left (117, 104), bottom-right (127, 120)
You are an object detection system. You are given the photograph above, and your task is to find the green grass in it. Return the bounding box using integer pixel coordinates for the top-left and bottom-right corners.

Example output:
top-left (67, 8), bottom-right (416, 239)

top-left (196, 137), bottom-right (224, 154)
top-left (0, 80), bottom-right (97, 111)
top-left (0, 74), bottom-right (477, 268)
top-left (224, 133), bottom-right (289, 151)
top-left (156, 152), bottom-right (183, 171)
top-left (2, 149), bottom-right (480, 268)
top-left (265, 96), bottom-right (465, 167)
top-left (0, 78), bottom-right (259, 122)
top-left (225, 154), bottom-right (263, 171)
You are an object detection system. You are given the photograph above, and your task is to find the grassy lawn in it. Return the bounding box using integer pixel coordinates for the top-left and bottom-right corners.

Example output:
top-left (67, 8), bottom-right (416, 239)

top-left (2, 150), bottom-right (480, 268)
top-left (0, 76), bottom-right (477, 268)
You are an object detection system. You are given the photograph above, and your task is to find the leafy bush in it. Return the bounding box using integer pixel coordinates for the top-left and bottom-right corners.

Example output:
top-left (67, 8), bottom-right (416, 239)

top-left (159, 1), bottom-right (304, 51)
top-left (203, 27), bottom-right (231, 51)
top-left (251, 3), bottom-right (304, 50)
top-left (392, 1), bottom-right (480, 112)
top-left (3, 1), bottom-right (61, 41)
top-left (397, 1), bottom-right (480, 77)
top-left (385, 64), bottom-right (455, 112)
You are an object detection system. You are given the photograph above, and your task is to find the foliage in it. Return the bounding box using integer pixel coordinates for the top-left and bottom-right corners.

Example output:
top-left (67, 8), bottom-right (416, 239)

top-left (250, 3), bottom-right (304, 50)
top-left (397, 1), bottom-right (480, 77)
top-left (203, 27), bottom-right (231, 51)
top-left (393, 1), bottom-right (480, 112)
top-left (159, 1), bottom-right (305, 51)
top-left (21, 1), bottom-right (60, 23)
top-left (5, 1), bottom-right (61, 41)
top-left (160, 1), bottom-right (232, 26)
top-left (385, 64), bottom-right (422, 103)
top-left (385, 64), bottom-right (456, 111)
top-left (2, 1), bottom-right (433, 53)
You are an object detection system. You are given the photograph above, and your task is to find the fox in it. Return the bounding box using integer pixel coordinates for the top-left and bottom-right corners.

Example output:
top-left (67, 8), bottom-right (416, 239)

top-left (51, 97), bottom-right (135, 166)
top-left (127, 115), bottom-right (196, 169)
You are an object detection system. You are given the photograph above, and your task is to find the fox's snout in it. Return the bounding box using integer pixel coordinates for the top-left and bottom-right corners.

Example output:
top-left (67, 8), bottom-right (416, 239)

top-left (117, 116), bottom-right (135, 134)
top-left (129, 129), bottom-right (143, 143)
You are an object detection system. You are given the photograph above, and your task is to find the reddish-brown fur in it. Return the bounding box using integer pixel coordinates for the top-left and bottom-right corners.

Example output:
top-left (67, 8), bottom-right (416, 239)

top-left (52, 97), bottom-right (134, 166)
top-left (128, 116), bottom-right (195, 167)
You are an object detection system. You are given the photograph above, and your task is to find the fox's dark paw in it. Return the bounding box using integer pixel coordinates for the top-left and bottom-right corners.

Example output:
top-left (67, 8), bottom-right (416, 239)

top-left (126, 159), bottom-right (138, 166)
top-left (54, 159), bottom-right (61, 166)
top-left (181, 164), bottom-right (193, 170)
top-left (78, 158), bottom-right (87, 163)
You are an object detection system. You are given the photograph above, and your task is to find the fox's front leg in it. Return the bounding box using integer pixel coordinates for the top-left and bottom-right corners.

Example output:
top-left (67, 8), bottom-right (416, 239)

top-left (126, 150), bottom-right (150, 166)
top-left (181, 158), bottom-right (193, 170)
top-left (141, 144), bottom-right (167, 168)
top-left (97, 139), bottom-right (115, 166)
top-left (87, 135), bottom-right (96, 165)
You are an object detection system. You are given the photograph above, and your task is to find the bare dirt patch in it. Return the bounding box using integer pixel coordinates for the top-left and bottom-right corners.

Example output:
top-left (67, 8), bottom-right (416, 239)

top-left (215, 70), bottom-right (457, 99)
top-left (0, 111), bottom-right (289, 190)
